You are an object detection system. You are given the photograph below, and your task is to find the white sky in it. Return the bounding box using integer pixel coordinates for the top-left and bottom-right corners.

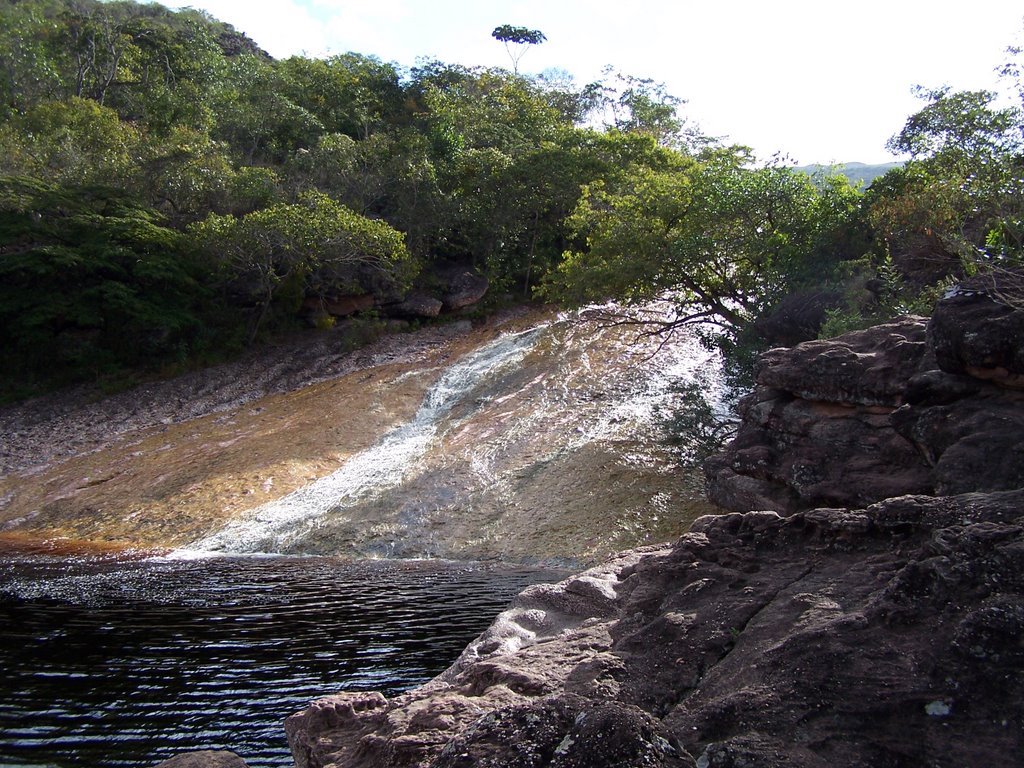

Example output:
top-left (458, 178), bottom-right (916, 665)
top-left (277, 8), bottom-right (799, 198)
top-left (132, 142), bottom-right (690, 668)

top-left (164, 0), bottom-right (1023, 164)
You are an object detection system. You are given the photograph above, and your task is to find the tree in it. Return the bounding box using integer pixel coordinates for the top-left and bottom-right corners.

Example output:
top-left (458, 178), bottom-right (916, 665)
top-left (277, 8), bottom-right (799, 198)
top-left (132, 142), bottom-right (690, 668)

top-left (869, 87), bottom-right (1024, 282)
top-left (491, 25), bottom-right (546, 74)
top-left (277, 53), bottom-right (405, 140)
top-left (0, 97), bottom-right (142, 186)
top-left (0, 175), bottom-right (209, 396)
top-left (188, 191), bottom-right (415, 341)
top-left (211, 54), bottom-right (322, 164)
top-left (0, 0), bottom-right (64, 117)
top-left (544, 147), bottom-right (854, 343)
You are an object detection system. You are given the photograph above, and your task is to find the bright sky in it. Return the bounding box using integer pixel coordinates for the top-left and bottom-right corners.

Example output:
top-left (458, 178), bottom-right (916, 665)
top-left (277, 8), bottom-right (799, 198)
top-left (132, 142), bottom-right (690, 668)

top-left (164, 0), bottom-right (1022, 164)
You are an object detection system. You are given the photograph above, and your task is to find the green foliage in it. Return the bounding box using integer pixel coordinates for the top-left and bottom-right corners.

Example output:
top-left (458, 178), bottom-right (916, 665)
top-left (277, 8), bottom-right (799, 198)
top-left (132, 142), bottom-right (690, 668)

top-left (278, 53), bottom-right (404, 140)
top-left (422, 68), bottom-right (563, 155)
top-left (544, 147), bottom-right (858, 343)
top-left (188, 191), bottom-right (414, 341)
top-left (491, 25), bottom-right (546, 74)
top-left (596, 69), bottom-right (689, 147)
top-left (658, 374), bottom-right (738, 468)
top-left (0, 175), bottom-right (210, 396)
top-left (0, 97), bottom-right (142, 185)
top-left (211, 54), bottom-right (323, 163)
top-left (2, 0), bottom-right (1021, 406)
top-left (870, 87), bottom-right (1024, 279)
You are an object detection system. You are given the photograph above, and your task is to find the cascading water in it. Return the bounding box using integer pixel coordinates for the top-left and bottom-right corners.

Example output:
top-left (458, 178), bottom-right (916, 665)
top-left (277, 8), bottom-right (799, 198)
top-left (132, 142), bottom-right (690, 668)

top-left (177, 312), bottom-right (724, 563)
top-left (0, 307), bottom-right (728, 768)
top-left (181, 327), bottom-right (546, 555)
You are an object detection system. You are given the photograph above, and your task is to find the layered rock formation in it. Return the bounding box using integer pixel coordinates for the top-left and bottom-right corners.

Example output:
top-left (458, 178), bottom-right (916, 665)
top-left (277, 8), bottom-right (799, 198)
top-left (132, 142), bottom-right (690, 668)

top-left (285, 280), bottom-right (1024, 768)
top-left (706, 282), bottom-right (1024, 514)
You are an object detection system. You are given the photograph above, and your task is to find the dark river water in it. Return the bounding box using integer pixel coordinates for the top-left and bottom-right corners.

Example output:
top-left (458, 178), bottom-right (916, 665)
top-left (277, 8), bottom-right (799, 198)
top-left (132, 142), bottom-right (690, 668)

top-left (0, 553), bottom-right (563, 768)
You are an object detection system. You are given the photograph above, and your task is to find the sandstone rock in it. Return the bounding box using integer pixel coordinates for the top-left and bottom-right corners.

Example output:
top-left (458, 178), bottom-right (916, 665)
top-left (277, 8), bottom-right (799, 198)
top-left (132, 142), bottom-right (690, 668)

top-left (432, 694), bottom-right (695, 768)
top-left (303, 293), bottom-right (375, 317)
top-left (285, 491), bottom-right (1024, 768)
top-left (705, 316), bottom-right (935, 514)
top-left (151, 750), bottom-right (248, 768)
top-left (441, 271), bottom-right (489, 312)
top-left (756, 316), bottom-right (928, 407)
top-left (388, 294), bottom-right (444, 319)
top-left (707, 287), bottom-right (1024, 513)
top-left (929, 275), bottom-right (1024, 387)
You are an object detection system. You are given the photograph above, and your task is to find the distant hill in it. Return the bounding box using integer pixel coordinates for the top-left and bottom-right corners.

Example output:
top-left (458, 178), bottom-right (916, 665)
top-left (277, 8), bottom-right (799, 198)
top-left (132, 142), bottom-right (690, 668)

top-left (793, 161), bottom-right (903, 187)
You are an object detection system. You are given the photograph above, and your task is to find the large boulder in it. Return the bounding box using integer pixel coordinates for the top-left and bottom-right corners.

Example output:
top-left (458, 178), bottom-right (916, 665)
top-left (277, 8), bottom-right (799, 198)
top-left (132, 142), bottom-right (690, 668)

top-left (387, 294), bottom-right (444, 319)
top-left (285, 491), bottom-right (1024, 768)
top-left (705, 317), bottom-right (934, 514)
top-left (754, 315), bottom-right (929, 407)
top-left (707, 282), bottom-right (1024, 514)
top-left (929, 273), bottom-right (1024, 387)
top-left (441, 270), bottom-right (489, 312)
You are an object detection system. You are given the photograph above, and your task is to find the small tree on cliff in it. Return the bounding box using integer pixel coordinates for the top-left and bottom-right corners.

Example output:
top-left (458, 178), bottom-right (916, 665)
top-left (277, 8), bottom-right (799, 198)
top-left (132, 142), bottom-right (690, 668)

top-left (491, 25), bottom-right (546, 74)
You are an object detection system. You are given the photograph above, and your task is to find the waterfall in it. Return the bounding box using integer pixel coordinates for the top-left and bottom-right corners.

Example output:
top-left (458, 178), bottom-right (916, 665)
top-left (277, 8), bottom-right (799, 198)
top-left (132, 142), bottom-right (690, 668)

top-left (177, 327), bottom-right (545, 556)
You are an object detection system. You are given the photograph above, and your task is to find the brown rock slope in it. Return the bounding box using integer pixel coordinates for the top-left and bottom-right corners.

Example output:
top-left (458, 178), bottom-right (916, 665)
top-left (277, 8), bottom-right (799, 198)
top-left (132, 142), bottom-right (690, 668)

top-left (286, 280), bottom-right (1024, 767)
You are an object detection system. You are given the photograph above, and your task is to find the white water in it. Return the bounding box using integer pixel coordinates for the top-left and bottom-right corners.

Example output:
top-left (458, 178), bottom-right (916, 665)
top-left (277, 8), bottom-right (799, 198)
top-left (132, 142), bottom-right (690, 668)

top-left (179, 327), bottom-right (545, 555)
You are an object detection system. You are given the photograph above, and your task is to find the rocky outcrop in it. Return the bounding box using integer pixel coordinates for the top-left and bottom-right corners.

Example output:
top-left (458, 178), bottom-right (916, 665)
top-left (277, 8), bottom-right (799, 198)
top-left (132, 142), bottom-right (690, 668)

top-left (388, 293), bottom-right (445, 319)
top-left (706, 281), bottom-right (1024, 515)
top-left (152, 750), bottom-right (249, 768)
top-left (286, 490), bottom-right (1024, 768)
top-left (704, 316), bottom-right (934, 513)
top-left (282, 276), bottom-right (1024, 768)
top-left (383, 267), bottom-right (490, 319)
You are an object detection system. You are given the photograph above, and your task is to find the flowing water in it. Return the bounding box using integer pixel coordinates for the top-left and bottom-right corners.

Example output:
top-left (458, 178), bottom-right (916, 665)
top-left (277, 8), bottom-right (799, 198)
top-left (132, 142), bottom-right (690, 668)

top-left (0, 308), bottom-right (725, 768)
top-left (0, 552), bottom-right (563, 768)
top-left (177, 313), bottom-right (724, 562)
top-left (184, 327), bottom-right (546, 555)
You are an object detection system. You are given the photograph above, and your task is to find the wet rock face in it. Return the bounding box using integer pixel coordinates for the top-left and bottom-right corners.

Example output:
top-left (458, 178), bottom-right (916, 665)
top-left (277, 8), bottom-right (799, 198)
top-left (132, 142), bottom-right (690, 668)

top-left (707, 282), bottom-right (1024, 514)
top-left (283, 282), bottom-right (1024, 768)
top-left (151, 751), bottom-right (248, 768)
top-left (285, 491), bottom-right (1024, 768)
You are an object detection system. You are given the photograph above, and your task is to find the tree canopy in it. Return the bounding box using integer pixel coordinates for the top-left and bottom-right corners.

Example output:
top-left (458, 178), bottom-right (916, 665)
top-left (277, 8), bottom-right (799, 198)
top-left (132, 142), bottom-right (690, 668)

top-left (1, 0), bottom-right (1021, 400)
top-left (491, 24), bottom-right (547, 73)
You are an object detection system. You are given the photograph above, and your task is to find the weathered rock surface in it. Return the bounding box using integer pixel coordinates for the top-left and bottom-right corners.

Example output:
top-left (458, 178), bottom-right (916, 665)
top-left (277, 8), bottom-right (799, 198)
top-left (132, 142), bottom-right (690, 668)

top-left (704, 317), bottom-right (934, 513)
top-left (286, 490), bottom-right (1024, 768)
top-left (285, 275), bottom-right (1024, 768)
top-left (441, 270), bottom-right (489, 312)
top-left (707, 280), bottom-right (1024, 514)
top-left (151, 750), bottom-right (249, 768)
top-left (389, 294), bottom-right (445, 319)
top-left (0, 315), bottom-right (506, 477)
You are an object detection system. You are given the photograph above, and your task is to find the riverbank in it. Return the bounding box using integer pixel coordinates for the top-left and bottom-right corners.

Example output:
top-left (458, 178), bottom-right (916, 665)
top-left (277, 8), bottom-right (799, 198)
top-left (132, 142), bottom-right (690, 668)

top-left (0, 305), bottom-right (718, 564)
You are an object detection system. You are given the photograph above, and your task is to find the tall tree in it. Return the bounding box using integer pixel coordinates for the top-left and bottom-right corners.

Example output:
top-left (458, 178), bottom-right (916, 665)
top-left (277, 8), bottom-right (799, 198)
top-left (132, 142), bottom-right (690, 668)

top-left (491, 24), bottom-right (546, 74)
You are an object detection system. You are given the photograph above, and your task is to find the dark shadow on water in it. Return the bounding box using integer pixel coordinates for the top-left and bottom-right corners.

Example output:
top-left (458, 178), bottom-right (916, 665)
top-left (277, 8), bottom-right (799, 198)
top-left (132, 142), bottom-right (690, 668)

top-left (0, 553), bottom-right (565, 768)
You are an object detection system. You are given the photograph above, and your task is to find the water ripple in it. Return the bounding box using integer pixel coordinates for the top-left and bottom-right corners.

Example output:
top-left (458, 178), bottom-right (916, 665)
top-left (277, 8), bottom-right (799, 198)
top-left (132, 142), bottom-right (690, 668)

top-left (0, 554), bottom-right (562, 768)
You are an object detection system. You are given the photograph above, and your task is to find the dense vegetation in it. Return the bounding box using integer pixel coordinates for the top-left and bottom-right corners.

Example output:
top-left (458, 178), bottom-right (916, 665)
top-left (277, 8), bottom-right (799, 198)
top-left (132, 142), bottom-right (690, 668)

top-left (1, 0), bottom-right (1022, 401)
